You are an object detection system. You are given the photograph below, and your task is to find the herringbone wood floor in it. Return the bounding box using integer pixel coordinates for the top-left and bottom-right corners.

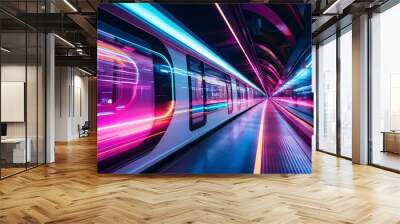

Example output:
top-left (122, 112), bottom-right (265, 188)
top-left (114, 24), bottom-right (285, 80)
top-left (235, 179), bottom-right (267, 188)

top-left (1, 136), bottom-right (400, 224)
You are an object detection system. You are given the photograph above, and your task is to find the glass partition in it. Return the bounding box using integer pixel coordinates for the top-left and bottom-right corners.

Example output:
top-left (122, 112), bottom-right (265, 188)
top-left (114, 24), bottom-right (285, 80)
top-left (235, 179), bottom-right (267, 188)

top-left (1, 30), bottom-right (28, 177)
top-left (0, 1), bottom-right (46, 179)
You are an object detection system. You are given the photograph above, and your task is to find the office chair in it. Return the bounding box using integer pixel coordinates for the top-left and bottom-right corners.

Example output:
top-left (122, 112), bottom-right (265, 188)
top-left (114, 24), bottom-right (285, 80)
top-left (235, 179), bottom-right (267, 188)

top-left (79, 121), bottom-right (90, 138)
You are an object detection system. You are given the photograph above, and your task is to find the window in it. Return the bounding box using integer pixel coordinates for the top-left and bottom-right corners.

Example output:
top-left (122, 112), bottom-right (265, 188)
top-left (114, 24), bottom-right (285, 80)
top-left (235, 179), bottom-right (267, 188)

top-left (236, 80), bottom-right (247, 110)
top-left (370, 3), bottom-right (400, 171)
top-left (225, 74), bottom-right (233, 114)
top-left (236, 79), bottom-right (242, 110)
top-left (250, 88), bottom-right (254, 105)
top-left (245, 86), bottom-right (249, 107)
top-left (339, 27), bottom-right (352, 158)
top-left (317, 35), bottom-right (337, 154)
top-left (239, 83), bottom-right (246, 107)
top-left (204, 65), bottom-right (227, 112)
top-left (316, 28), bottom-right (352, 158)
top-left (187, 56), bottom-right (206, 130)
top-left (97, 11), bottom-right (174, 172)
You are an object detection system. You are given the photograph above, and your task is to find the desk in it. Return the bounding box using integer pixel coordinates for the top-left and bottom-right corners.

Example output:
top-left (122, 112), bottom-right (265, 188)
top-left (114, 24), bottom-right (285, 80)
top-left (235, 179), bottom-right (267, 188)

top-left (1, 138), bottom-right (31, 164)
top-left (382, 131), bottom-right (400, 154)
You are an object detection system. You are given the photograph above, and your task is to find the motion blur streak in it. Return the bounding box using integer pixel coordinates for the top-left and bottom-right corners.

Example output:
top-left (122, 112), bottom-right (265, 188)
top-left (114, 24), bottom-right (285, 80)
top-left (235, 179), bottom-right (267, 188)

top-left (97, 32), bottom-right (174, 132)
top-left (97, 29), bottom-right (175, 166)
top-left (272, 99), bottom-right (313, 140)
top-left (273, 97), bottom-right (313, 108)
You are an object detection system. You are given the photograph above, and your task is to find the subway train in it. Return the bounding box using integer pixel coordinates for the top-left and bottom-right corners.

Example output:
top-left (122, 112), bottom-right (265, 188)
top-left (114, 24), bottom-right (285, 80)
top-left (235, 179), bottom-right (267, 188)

top-left (97, 5), bottom-right (265, 173)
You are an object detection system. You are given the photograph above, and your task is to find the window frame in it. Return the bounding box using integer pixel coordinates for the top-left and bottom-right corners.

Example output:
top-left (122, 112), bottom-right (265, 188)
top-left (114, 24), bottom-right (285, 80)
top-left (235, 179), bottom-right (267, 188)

top-left (315, 24), bottom-right (354, 161)
top-left (203, 64), bottom-right (228, 113)
top-left (236, 79), bottom-right (242, 110)
top-left (187, 55), bottom-right (207, 131)
top-left (225, 74), bottom-right (233, 114)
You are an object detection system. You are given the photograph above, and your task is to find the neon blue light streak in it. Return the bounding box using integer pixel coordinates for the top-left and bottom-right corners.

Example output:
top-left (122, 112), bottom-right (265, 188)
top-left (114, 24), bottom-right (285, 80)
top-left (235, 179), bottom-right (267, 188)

top-left (118, 3), bottom-right (263, 94)
top-left (159, 68), bottom-right (170, 73)
top-left (294, 85), bottom-right (311, 92)
top-left (205, 102), bottom-right (228, 111)
top-left (273, 59), bottom-right (312, 96)
top-left (192, 105), bottom-right (205, 113)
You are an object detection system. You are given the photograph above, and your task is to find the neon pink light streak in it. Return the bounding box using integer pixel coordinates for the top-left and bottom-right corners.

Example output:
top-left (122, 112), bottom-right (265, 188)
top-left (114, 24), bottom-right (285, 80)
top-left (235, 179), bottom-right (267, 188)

top-left (97, 101), bottom-right (175, 132)
top-left (274, 97), bottom-right (314, 108)
top-left (271, 99), bottom-right (313, 133)
top-left (215, 3), bottom-right (266, 93)
top-left (241, 5), bottom-right (296, 47)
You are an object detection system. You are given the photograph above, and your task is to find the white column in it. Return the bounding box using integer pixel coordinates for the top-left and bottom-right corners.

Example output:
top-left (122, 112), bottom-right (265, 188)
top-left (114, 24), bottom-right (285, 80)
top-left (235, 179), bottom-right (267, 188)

top-left (352, 14), bottom-right (369, 164)
top-left (46, 32), bottom-right (55, 163)
top-left (45, 0), bottom-right (55, 163)
top-left (54, 67), bottom-right (74, 141)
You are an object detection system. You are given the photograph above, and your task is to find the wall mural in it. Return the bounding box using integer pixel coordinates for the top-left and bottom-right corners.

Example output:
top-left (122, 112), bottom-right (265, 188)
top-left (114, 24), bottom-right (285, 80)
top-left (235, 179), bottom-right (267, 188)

top-left (97, 3), bottom-right (312, 174)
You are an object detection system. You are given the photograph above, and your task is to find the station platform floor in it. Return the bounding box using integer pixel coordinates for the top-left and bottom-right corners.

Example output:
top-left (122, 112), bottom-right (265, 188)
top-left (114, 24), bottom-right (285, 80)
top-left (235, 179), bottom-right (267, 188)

top-left (151, 99), bottom-right (312, 174)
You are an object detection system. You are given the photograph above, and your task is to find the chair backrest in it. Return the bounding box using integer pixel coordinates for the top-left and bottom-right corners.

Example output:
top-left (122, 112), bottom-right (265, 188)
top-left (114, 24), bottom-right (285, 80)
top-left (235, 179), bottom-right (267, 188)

top-left (82, 121), bottom-right (90, 129)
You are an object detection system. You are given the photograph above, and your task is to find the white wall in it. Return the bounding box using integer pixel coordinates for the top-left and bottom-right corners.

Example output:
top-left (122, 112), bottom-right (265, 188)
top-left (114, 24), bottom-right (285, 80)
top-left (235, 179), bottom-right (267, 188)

top-left (55, 67), bottom-right (89, 141)
top-left (55, 67), bottom-right (70, 141)
top-left (1, 64), bottom-right (39, 138)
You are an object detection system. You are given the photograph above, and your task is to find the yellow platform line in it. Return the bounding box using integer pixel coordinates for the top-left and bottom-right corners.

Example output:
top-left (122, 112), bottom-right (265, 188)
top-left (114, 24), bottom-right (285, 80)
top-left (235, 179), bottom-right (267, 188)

top-left (254, 101), bottom-right (267, 174)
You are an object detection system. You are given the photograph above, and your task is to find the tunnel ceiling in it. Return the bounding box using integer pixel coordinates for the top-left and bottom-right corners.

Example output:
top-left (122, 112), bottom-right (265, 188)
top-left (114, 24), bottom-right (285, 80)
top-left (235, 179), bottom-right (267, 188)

top-left (161, 4), bottom-right (310, 95)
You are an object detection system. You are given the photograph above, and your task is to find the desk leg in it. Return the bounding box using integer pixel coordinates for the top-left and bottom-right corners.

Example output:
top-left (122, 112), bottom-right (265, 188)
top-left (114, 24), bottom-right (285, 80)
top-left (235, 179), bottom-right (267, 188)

top-left (382, 133), bottom-right (386, 153)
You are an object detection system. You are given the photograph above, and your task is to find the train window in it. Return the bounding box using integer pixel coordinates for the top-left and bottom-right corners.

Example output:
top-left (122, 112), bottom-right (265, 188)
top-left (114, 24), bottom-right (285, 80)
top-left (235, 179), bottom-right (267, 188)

top-left (187, 56), bottom-right (206, 130)
top-left (97, 10), bottom-right (174, 172)
top-left (240, 83), bottom-right (246, 107)
top-left (236, 79), bottom-right (242, 110)
top-left (252, 89), bottom-right (254, 103)
top-left (249, 88), bottom-right (252, 105)
top-left (97, 43), bottom-right (144, 108)
top-left (245, 86), bottom-right (249, 107)
top-left (204, 65), bottom-right (227, 112)
top-left (97, 40), bottom-right (156, 149)
top-left (225, 74), bottom-right (233, 114)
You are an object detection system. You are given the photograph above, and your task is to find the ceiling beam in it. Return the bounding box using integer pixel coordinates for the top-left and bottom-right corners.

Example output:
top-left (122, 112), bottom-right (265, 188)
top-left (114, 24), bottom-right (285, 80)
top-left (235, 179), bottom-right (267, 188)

top-left (55, 55), bottom-right (96, 71)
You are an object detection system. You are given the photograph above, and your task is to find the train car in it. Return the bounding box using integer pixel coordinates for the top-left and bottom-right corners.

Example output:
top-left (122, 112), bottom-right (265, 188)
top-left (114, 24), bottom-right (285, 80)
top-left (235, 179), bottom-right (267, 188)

top-left (97, 4), bottom-right (264, 174)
